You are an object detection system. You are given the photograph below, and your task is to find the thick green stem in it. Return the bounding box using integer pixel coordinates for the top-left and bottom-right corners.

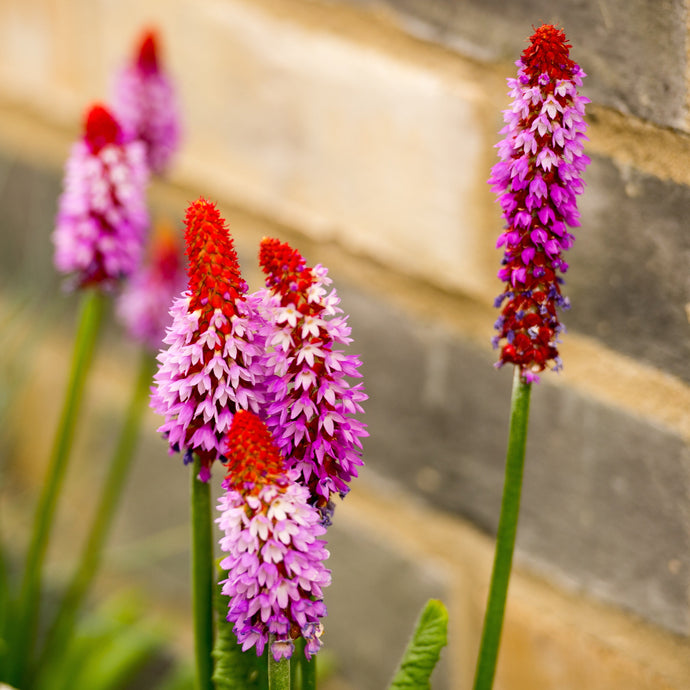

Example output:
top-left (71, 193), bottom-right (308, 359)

top-left (191, 457), bottom-right (215, 690)
top-left (9, 289), bottom-right (105, 686)
top-left (290, 638), bottom-right (316, 690)
top-left (258, 645), bottom-right (270, 690)
top-left (290, 640), bottom-right (301, 688)
top-left (299, 646), bottom-right (316, 690)
top-left (472, 368), bottom-right (531, 690)
top-left (267, 636), bottom-right (290, 690)
top-left (37, 351), bottom-right (156, 671)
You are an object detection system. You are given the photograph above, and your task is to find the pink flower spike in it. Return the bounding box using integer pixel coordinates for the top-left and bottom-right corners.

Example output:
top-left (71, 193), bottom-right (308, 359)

top-left (117, 220), bottom-right (187, 350)
top-left (217, 411), bottom-right (331, 659)
top-left (489, 25), bottom-right (589, 381)
top-left (256, 238), bottom-right (368, 521)
top-left (53, 103), bottom-right (149, 291)
top-left (150, 199), bottom-right (266, 481)
top-left (112, 28), bottom-right (181, 175)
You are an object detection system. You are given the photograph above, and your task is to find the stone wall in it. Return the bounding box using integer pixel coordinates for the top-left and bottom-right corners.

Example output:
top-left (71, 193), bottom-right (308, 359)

top-left (0, 1), bottom-right (688, 688)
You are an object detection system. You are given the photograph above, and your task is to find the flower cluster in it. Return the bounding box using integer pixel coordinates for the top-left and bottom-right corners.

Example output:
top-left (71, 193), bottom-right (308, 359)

top-left (53, 104), bottom-right (149, 290)
top-left (116, 220), bottom-right (187, 350)
top-left (150, 199), bottom-right (265, 481)
top-left (112, 29), bottom-right (180, 175)
top-left (217, 410), bottom-right (330, 661)
top-left (257, 238), bottom-right (368, 520)
top-left (149, 205), bottom-right (366, 662)
top-left (489, 24), bottom-right (589, 382)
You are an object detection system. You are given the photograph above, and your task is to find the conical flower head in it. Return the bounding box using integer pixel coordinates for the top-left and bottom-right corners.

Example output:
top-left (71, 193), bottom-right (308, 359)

top-left (116, 219), bottom-right (187, 350)
top-left (489, 24), bottom-right (590, 382)
top-left (257, 238), bottom-right (367, 522)
top-left (136, 31), bottom-right (159, 74)
top-left (184, 199), bottom-right (247, 320)
top-left (150, 199), bottom-right (265, 481)
top-left (112, 28), bottom-right (180, 175)
top-left (217, 410), bottom-right (331, 661)
top-left (53, 103), bottom-right (149, 290)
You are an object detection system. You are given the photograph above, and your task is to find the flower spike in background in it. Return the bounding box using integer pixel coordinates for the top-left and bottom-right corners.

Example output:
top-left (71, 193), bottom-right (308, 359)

top-left (217, 410), bottom-right (331, 662)
top-left (258, 238), bottom-right (368, 522)
top-left (151, 198), bottom-right (265, 482)
top-left (117, 219), bottom-right (187, 350)
top-left (489, 24), bottom-right (590, 383)
top-left (53, 103), bottom-right (149, 290)
top-left (112, 28), bottom-right (181, 175)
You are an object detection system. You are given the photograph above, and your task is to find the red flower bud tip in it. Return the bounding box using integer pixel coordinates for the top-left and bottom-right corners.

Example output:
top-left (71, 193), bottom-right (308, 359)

top-left (83, 104), bottom-right (122, 153)
top-left (184, 198), bottom-right (247, 324)
top-left (224, 410), bottom-right (287, 494)
top-left (259, 237), bottom-right (316, 308)
top-left (521, 25), bottom-right (576, 84)
top-left (136, 29), bottom-right (159, 74)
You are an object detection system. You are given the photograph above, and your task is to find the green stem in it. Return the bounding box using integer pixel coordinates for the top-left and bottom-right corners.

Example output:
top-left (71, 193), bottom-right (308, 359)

top-left (268, 635), bottom-right (290, 690)
top-left (290, 638), bottom-right (315, 690)
top-left (9, 289), bottom-right (105, 686)
top-left (472, 367), bottom-right (531, 690)
top-left (37, 351), bottom-right (156, 672)
top-left (290, 640), bottom-right (301, 688)
top-left (258, 645), bottom-right (270, 690)
top-left (300, 646), bottom-right (316, 690)
top-left (191, 456), bottom-right (215, 690)
top-left (0, 525), bottom-right (10, 675)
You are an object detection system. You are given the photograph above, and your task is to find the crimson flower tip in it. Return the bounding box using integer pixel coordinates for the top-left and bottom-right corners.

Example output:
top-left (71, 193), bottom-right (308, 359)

top-left (259, 237), bottom-right (313, 300)
top-left (84, 103), bottom-right (123, 153)
top-left (136, 29), bottom-right (159, 74)
top-left (184, 198), bottom-right (247, 319)
top-left (223, 409), bottom-right (287, 492)
top-left (521, 25), bottom-right (575, 82)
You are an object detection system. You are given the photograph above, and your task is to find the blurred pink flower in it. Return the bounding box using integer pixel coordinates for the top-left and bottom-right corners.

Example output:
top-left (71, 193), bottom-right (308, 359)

top-left (117, 220), bottom-right (186, 350)
top-left (53, 103), bottom-right (149, 290)
top-left (112, 29), bottom-right (181, 175)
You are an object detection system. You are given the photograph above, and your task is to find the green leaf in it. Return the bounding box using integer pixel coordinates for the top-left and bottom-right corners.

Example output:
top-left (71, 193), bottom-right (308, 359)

top-left (212, 572), bottom-right (260, 690)
top-left (388, 599), bottom-right (449, 690)
top-left (32, 593), bottom-right (175, 690)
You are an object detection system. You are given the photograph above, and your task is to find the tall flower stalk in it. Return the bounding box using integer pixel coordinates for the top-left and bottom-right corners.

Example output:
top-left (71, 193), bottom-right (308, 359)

top-left (8, 103), bottom-right (149, 686)
top-left (8, 290), bottom-right (105, 687)
top-left (472, 369), bottom-right (531, 690)
top-left (192, 455), bottom-right (215, 690)
top-left (37, 225), bottom-right (186, 674)
top-left (474, 24), bottom-right (589, 690)
top-left (151, 199), bottom-right (265, 689)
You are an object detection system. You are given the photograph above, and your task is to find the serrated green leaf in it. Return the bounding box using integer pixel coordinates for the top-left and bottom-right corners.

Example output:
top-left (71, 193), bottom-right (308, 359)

top-left (388, 599), bottom-right (449, 690)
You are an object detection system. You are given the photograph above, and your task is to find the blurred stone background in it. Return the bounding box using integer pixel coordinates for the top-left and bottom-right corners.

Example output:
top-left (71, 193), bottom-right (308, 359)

top-left (0, 1), bottom-right (689, 688)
